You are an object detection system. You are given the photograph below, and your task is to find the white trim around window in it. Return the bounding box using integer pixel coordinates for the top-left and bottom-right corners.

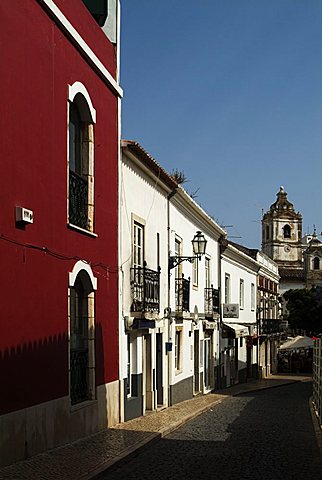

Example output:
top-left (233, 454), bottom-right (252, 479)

top-left (251, 283), bottom-right (255, 311)
top-left (239, 279), bottom-right (244, 309)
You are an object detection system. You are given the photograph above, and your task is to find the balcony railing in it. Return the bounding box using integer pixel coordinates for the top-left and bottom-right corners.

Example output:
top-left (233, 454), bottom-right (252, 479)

top-left (204, 286), bottom-right (220, 317)
top-left (175, 274), bottom-right (190, 313)
top-left (69, 170), bottom-right (88, 229)
top-left (130, 262), bottom-right (161, 313)
top-left (260, 319), bottom-right (284, 335)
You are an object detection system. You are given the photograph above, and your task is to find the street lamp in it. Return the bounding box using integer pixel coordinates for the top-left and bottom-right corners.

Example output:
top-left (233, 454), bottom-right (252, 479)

top-left (169, 230), bottom-right (207, 270)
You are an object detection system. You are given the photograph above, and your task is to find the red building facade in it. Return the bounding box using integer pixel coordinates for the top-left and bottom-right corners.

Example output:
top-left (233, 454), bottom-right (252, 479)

top-left (0, 0), bottom-right (121, 466)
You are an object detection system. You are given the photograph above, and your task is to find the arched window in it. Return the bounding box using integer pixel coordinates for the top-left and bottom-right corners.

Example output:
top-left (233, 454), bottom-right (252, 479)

top-left (266, 225), bottom-right (270, 240)
top-left (313, 257), bottom-right (320, 270)
top-left (68, 82), bottom-right (96, 232)
top-left (69, 102), bottom-right (83, 176)
top-left (69, 261), bottom-right (97, 405)
top-left (283, 224), bottom-right (291, 238)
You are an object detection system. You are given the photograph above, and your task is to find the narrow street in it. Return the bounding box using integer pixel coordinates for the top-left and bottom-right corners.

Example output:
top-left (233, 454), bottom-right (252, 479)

top-left (97, 382), bottom-right (322, 480)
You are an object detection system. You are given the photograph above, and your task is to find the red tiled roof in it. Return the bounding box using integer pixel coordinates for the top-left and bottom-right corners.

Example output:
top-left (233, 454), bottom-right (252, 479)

top-left (279, 268), bottom-right (305, 280)
top-left (121, 140), bottom-right (178, 190)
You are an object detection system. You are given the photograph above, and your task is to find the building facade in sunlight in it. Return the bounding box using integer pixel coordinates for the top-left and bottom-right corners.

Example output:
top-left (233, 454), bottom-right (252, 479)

top-left (0, 0), bottom-right (122, 466)
top-left (262, 186), bottom-right (322, 293)
top-left (262, 186), bottom-right (304, 294)
top-left (119, 141), bottom-right (225, 420)
top-left (220, 242), bottom-right (259, 386)
top-left (119, 140), bottom-right (264, 422)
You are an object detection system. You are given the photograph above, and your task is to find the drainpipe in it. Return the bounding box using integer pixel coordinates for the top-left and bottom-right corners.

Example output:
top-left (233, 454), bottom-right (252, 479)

top-left (167, 188), bottom-right (177, 407)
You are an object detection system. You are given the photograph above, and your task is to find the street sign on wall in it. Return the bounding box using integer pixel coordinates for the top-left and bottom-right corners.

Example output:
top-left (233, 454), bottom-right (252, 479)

top-left (223, 303), bottom-right (239, 318)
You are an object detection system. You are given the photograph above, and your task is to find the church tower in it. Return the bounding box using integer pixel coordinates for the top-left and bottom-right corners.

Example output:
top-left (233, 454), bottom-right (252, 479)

top-left (304, 229), bottom-right (322, 289)
top-left (262, 186), bottom-right (304, 293)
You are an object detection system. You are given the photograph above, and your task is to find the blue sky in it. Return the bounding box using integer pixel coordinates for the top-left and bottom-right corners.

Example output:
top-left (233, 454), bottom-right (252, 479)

top-left (120, 1), bottom-right (322, 248)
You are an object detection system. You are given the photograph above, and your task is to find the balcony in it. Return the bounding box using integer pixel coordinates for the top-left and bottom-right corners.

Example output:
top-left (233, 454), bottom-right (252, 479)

top-left (69, 170), bottom-right (88, 230)
top-left (175, 274), bottom-right (190, 314)
top-left (130, 262), bottom-right (161, 314)
top-left (260, 319), bottom-right (284, 335)
top-left (204, 286), bottom-right (220, 317)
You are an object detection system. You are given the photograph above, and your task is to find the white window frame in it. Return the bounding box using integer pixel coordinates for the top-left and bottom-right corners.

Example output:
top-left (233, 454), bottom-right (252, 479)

top-left (68, 260), bottom-right (97, 407)
top-left (205, 256), bottom-right (211, 289)
top-left (126, 335), bottom-right (132, 397)
top-left (132, 216), bottom-right (145, 268)
top-left (200, 339), bottom-right (204, 368)
top-left (239, 279), bottom-right (244, 309)
top-left (67, 81), bottom-right (96, 235)
top-left (175, 327), bottom-right (183, 373)
top-left (251, 283), bottom-right (255, 311)
top-left (175, 237), bottom-right (182, 279)
top-left (192, 256), bottom-right (199, 288)
top-left (225, 273), bottom-right (230, 304)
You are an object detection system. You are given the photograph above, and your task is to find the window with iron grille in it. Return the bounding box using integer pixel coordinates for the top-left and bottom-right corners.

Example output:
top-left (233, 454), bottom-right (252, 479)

top-left (70, 271), bottom-right (95, 405)
top-left (68, 84), bottom-right (95, 232)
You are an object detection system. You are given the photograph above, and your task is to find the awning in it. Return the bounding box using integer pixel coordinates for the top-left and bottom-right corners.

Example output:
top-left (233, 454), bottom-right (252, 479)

top-left (279, 335), bottom-right (314, 351)
top-left (222, 323), bottom-right (249, 338)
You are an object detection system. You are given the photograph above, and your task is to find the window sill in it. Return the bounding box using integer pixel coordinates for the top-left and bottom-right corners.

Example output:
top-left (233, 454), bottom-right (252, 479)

top-left (68, 223), bottom-right (98, 237)
top-left (70, 398), bottom-right (97, 413)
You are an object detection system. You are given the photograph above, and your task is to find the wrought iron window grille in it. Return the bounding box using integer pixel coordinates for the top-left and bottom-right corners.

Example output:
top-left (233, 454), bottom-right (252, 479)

top-left (204, 286), bottom-right (220, 316)
top-left (175, 274), bottom-right (190, 313)
top-left (69, 170), bottom-right (89, 230)
top-left (70, 349), bottom-right (89, 405)
top-left (130, 262), bottom-right (161, 313)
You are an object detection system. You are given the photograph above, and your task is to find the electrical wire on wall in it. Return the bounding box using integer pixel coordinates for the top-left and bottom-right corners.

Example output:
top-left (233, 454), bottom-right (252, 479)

top-left (0, 233), bottom-right (118, 276)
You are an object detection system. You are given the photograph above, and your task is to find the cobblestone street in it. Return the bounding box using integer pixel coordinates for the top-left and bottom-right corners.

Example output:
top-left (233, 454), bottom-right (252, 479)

top-left (97, 382), bottom-right (322, 480)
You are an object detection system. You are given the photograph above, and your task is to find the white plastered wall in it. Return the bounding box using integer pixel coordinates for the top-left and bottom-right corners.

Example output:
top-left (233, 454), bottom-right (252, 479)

top-left (119, 150), bottom-right (170, 409)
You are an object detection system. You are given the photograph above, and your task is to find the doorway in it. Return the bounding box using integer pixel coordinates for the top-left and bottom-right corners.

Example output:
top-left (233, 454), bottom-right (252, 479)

top-left (204, 336), bottom-right (211, 391)
top-left (194, 330), bottom-right (200, 394)
top-left (143, 334), bottom-right (153, 412)
top-left (156, 333), bottom-right (163, 406)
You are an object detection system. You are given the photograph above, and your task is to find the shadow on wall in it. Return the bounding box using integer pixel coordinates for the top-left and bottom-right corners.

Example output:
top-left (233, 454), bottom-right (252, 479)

top-left (0, 323), bottom-right (108, 467)
top-left (0, 332), bottom-right (68, 415)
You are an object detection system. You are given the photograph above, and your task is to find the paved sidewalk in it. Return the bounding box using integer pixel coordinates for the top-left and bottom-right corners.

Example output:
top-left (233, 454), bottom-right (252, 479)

top-left (0, 374), bottom-right (310, 480)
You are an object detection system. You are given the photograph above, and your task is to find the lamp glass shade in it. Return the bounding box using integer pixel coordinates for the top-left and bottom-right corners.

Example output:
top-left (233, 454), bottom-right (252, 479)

top-left (192, 231), bottom-right (207, 256)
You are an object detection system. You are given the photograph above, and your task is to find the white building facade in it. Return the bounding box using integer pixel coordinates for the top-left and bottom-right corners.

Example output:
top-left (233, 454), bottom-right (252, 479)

top-left (168, 190), bottom-right (226, 403)
top-left (119, 141), bottom-right (226, 420)
top-left (220, 243), bottom-right (259, 386)
top-left (255, 251), bottom-right (281, 377)
top-left (119, 141), bottom-right (177, 421)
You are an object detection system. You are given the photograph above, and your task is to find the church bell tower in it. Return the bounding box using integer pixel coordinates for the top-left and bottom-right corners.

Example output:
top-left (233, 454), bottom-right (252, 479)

top-left (262, 187), bottom-right (304, 291)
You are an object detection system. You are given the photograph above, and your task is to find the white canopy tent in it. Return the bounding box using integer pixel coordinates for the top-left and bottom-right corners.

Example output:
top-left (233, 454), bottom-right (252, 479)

top-left (279, 335), bottom-right (314, 351)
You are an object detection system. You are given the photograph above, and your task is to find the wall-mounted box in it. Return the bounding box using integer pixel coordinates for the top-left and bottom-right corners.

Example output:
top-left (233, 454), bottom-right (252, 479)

top-left (15, 206), bottom-right (33, 224)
